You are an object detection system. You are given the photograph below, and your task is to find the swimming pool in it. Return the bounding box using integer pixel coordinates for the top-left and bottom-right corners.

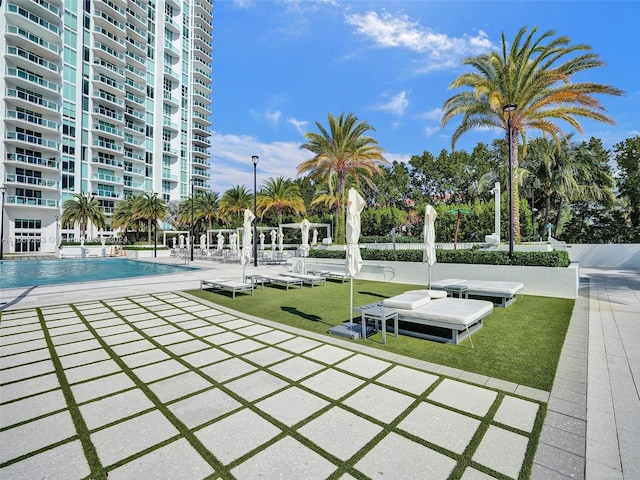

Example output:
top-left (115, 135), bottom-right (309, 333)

top-left (0, 258), bottom-right (198, 289)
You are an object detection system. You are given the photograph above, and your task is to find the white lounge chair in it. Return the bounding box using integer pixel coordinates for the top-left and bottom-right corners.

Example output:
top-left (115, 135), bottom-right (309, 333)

top-left (358, 290), bottom-right (493, 345)
top-left (307, 268), bottom-right (349, 283)
top-left (430, 278), bottom-right (524, 307)
top-left (281, 272), bottom-right (327, 287)
top-left (200, 279), bottom-right (254, 299)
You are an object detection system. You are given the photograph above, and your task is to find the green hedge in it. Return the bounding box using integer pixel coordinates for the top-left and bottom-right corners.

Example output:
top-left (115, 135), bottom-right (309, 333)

top-left (309, 248), bottom-right (570, 267)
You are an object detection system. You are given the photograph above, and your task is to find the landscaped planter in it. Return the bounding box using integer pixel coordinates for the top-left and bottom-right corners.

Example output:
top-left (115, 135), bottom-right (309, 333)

top-left (303, 258), bottom-right (579, 299)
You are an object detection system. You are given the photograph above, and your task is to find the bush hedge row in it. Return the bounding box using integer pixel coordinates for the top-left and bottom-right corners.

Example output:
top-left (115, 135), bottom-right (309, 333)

top-left (308, 248), bottom-right (570, 267)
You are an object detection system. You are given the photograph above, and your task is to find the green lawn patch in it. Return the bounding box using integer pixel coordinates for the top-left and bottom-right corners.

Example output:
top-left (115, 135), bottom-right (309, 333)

top-left (188, 279), bottom-right (574, 391)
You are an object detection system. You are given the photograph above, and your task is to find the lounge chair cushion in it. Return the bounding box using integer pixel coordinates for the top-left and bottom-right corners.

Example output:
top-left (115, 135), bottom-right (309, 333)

top-left (383, 294), bottom-right (431, 310)
top-left (404, 289), bottom-right (448, 299)
top-left (396, 297), bottom-right (493, 327)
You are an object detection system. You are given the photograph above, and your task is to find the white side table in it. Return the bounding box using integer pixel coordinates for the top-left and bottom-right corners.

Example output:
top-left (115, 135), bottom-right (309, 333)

top-left (361, 306), bottom-right (399, 345)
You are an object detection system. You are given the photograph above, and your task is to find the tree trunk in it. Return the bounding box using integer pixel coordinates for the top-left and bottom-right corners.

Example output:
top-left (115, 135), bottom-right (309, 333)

top-left (510, 131), bottom-right (521, 242)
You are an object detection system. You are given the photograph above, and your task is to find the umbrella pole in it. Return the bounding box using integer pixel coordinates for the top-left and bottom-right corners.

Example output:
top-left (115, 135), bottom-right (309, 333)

top-left (349, 276), bottom-right (354, 328)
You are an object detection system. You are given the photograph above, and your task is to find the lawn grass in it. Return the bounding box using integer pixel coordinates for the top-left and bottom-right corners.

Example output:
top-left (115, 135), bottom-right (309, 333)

top-left (188, 279), bottom-right (574, 391)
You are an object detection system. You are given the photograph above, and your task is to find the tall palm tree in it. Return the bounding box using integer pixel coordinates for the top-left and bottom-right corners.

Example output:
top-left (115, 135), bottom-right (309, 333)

top-left (61, 193), bottom-right (106, 241)
top-left (298, 112), bottom-right (386, 243)
top-left (442, 26), bottom-right (623, 241)
top-left (132, 193), bottom-right (167, 244)
top-left (218, 185), bottom-right (252, 226)
top-left (194, 191), bottom-right (221, 231)
top-left (257, 176), bottom-right (306, 225)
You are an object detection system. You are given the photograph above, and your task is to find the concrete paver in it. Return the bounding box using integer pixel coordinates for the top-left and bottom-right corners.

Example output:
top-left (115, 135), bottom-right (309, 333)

top-left (1, 261), bottom-right (638, 479)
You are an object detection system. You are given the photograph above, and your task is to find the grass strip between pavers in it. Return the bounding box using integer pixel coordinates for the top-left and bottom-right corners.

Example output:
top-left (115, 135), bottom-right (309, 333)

top-left (0, 291), bottom-right (550, 479)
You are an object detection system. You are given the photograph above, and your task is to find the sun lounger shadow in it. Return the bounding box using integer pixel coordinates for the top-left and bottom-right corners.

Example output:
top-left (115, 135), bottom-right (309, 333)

top-left (280, 306), bottom-right (330, 325)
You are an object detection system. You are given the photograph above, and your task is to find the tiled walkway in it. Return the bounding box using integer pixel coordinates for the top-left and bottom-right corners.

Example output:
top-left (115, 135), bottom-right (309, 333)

top-left (1, 291), bottom-right (545, 479)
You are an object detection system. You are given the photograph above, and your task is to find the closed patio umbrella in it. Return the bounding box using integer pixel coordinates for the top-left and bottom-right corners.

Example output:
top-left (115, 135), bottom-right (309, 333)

top-left (345, 188), bottom-right (365, 332)
top-left (300, 218), bottom-right (311, 271)
top-left (241, 209), bottom-right (255, 281)
top-left (423, 204), bottom-right (437, 287)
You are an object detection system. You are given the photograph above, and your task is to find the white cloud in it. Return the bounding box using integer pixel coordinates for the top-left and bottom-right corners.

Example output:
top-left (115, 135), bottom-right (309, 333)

top-left (424, 126), bottom-right (439, 138)
top-left (250, 108), bottom-right (282, 127)
top-left (375, 91), bottom-right (409, 116)
top-left (344, 11), bottom-right (494, 72)
top-left (288, 118), bottom-right (309, 135)
top-left (232, 0), bottom-right (254, 9)
top-left (208, 132), bottom-right (309, 193)
top-left (417, 108), bottom-right (442, 122)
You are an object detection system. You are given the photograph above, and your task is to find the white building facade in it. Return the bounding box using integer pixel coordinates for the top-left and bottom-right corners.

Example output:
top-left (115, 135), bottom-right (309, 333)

top-left (0, 0), bottom-right (213, 254)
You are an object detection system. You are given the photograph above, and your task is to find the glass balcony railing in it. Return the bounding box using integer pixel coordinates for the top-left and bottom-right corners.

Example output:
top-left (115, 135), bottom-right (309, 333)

top-left (6, 131), bottom-right (58, 149)
top-left (5, 25), bottom-right (60, 54)
top-left (6, 153), bottom-right (58, 168)
top-left (7, 196), bottom-right (58, 207)
top-left (6, 110), bottom-right (58, 129)
top-left (5, 174), bottom-right (58, 188)
top-left (6, 89), bottom-right (59, 110)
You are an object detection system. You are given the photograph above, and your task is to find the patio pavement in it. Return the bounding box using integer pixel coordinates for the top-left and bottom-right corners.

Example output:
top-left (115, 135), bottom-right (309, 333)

top-left (0, 259), bottom-right (638, 479)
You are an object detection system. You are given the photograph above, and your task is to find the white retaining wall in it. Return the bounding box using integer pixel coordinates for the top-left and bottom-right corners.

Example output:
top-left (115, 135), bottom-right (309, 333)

top-left (566, 244), bottom-right (640, 268)
top-left (304, 258), bottom-right (579, 299)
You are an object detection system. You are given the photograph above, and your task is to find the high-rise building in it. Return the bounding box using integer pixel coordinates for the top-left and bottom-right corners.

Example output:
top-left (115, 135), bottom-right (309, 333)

top-left (0, 0), bottom-right (213, 255)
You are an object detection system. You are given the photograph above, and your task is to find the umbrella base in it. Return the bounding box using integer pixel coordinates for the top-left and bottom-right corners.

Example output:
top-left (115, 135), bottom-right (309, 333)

top-left (328, 322), bottom-right (376, 340)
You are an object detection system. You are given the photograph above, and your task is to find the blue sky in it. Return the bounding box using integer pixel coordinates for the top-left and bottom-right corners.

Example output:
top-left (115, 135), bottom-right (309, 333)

top-left (209, 0), bottom-right (640, 193)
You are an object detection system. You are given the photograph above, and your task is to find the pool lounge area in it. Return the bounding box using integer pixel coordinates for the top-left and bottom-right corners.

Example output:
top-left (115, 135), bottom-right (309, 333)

top-left (0, 259), bottom-right (638, 479)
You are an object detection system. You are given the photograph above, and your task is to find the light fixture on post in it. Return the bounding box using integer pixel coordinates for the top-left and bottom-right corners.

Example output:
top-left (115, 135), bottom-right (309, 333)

top-left (502, 103), bottom-right (517, 258)
top-left (152, 192), bottom-right (158, 258)
top-left (190, 178), bottom-right (195, 262)
top-left (0, 187), bottom-right (6, 260)
top-left (252, 155), bottom-right (259, 267)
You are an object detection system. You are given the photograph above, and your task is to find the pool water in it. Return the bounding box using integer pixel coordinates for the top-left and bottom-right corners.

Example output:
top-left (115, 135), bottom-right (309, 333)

top-left (0, 258), bottom-right (197, 289)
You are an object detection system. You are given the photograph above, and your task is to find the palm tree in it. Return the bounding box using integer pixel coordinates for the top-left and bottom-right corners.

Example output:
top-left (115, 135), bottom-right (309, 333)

top-left (61, 193), bottom-right (106, 241)
top-left (132, 193), bottom-right (168, 244)
top-left (111, 195), bottom-right (138, 239)
top-left (298, 112), bottom-right (386, 243)
top-left (257, 176), bottom-right (306, 225)
top-left (522, 137), bottom-right (614, 237)
top-left (219, 185), bottom-right (252, 226)
top-left (442, 26), bottom-right (623, 241)
top-left (194, 191), bottom-right (221, 231)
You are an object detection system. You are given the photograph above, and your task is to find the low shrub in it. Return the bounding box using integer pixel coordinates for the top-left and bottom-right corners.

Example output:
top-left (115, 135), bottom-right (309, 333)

top-left (308, 248), bottom-right (570, 267)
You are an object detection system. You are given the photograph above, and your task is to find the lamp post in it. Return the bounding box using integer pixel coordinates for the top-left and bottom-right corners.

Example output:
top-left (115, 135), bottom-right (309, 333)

top-left (190, 178), bottom-right (195, 262)
top-left (502, 103), bottom-right (517, 258)
top-left (152, 192), bottom-right (158, 258)
top-left (252, 155), bottom-right (259, 267)
top-left (0, 187), bottom-right (6, 260)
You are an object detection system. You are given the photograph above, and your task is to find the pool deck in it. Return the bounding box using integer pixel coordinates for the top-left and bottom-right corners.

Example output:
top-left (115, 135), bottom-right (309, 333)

top-left (1, 259), bottom-right (638, 479)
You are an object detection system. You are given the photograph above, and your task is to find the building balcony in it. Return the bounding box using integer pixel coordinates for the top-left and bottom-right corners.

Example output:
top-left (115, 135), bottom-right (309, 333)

top-left (93, 89), bottom-right (125, 108)
top-left (93, 42), bottom-right (126, 65)
top-left (91, 155), bottom-right (123, 169)
top-left (92, 173), bottom-right (122, 184)
top-left (5, 174), bottom-right (59, 189)
top-left (6, 153), bottom-right (58, 170)
top-left (5, 4), bottom-right (60, 42)
top-left (93, 106), bottom-right (124, 123)
top-left (6, 45), bottom-right (60, 77)
top-left (4, 25), bottom-right (60, 60)
top-left (6, 131), bottom-right (58, 152)
top-left (6, 195), bottom-right (58, 208)
top-left (5, 88), bottom-right (59, 116)
top-left (98, 0), bottom-right (127, 22)
top-left (92, 139), bottom-right (123, 153)
top-left (92, 189), bottom-right (122, 199)
top-left (94, 8), bottom-right (126, 33)
top-left (93, 24), bottom-right (126, 51)
top-left (5, 109), bottom-right (59, 132)
top-left (93, 123), bottom-right (124, 139)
